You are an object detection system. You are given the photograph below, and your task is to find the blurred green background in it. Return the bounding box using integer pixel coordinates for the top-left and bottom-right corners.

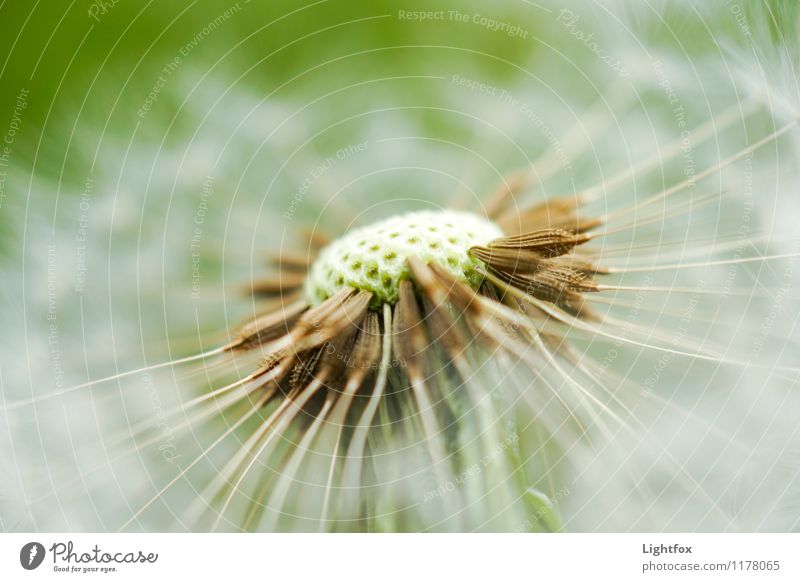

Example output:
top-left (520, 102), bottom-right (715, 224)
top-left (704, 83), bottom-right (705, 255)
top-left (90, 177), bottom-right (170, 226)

top-left (0, 0), bottom-right (540, 181)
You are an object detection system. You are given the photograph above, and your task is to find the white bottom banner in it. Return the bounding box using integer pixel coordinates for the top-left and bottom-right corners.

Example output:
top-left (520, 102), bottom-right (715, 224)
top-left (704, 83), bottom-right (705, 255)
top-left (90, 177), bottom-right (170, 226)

top-left (1, 533), bottom-right (797, 581)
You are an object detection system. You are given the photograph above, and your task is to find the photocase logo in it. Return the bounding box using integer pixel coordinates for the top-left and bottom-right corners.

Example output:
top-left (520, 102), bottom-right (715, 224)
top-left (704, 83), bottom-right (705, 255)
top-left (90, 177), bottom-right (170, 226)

top-left (20, 542), bottom-right (46, 570)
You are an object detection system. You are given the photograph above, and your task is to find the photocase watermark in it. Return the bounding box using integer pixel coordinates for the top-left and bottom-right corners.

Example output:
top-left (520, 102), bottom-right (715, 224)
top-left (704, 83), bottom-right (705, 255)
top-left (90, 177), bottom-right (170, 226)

top-left (652, 60), bottom-right (696, 184)
top-left (448, 9), bottom-right (529, 39)
top-left (451, 74), bottom-right (572, 173)
top-left (47, 244), bottom-right (65, 393)
top-left (555, 9), bottom-right (629, 77)
top-left (397, 9), bottom-right (529, 39)
top-left (142, 372), bottom-right (181, 464)
top-left (190, 174), bottom-right (215, 300)
top-left (723, 0), bottom-right (751, 36)
top-left (26, 540), bottom-right (159, 574)
top-left (750, 234), bottom-right (798, 362)
top-left (20, 542), bottom-right (46, 570)
top-left (137, 2), bottom-right (246, 119)
top-left (74, 176), bottom-right (93, 293)
top-left (641, 279), bottom-right (706, 396)
top-left (0, 87), bottom-right (29, 210)
top-left (87, 0), bottom-right (122, 22)
top-left (721, 153), bottom-right (753, 299)
top-left (596, 276), bottom-right (652, 380)
top-left (513, 486), bottom-right (570, 532)
top-left (285, 141), bottom-right (369, 220)
top-left (137, 59), bottom-right (179, 119)
top-left (321, 338), bottom-right (407, 371)
top-left (422, 432), bottom-right (520, 502)
top-left (178, 1), bottom-right (246, 58)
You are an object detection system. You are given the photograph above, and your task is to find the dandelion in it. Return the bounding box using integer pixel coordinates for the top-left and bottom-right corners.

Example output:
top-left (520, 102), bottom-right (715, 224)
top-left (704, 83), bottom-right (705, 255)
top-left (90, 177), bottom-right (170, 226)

top-left (20, 102), bottom-right (796, 531)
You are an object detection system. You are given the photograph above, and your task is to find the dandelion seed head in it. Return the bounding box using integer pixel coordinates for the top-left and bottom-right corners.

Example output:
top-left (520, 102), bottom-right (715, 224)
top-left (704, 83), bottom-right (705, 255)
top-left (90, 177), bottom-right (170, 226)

top-left (305, 209), bottom-right (502, 306)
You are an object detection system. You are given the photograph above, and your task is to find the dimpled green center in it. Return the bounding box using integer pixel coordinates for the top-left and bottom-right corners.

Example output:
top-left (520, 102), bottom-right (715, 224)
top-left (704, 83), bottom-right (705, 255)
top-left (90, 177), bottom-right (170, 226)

top-left (305, 209), bottom-right (503, 307)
